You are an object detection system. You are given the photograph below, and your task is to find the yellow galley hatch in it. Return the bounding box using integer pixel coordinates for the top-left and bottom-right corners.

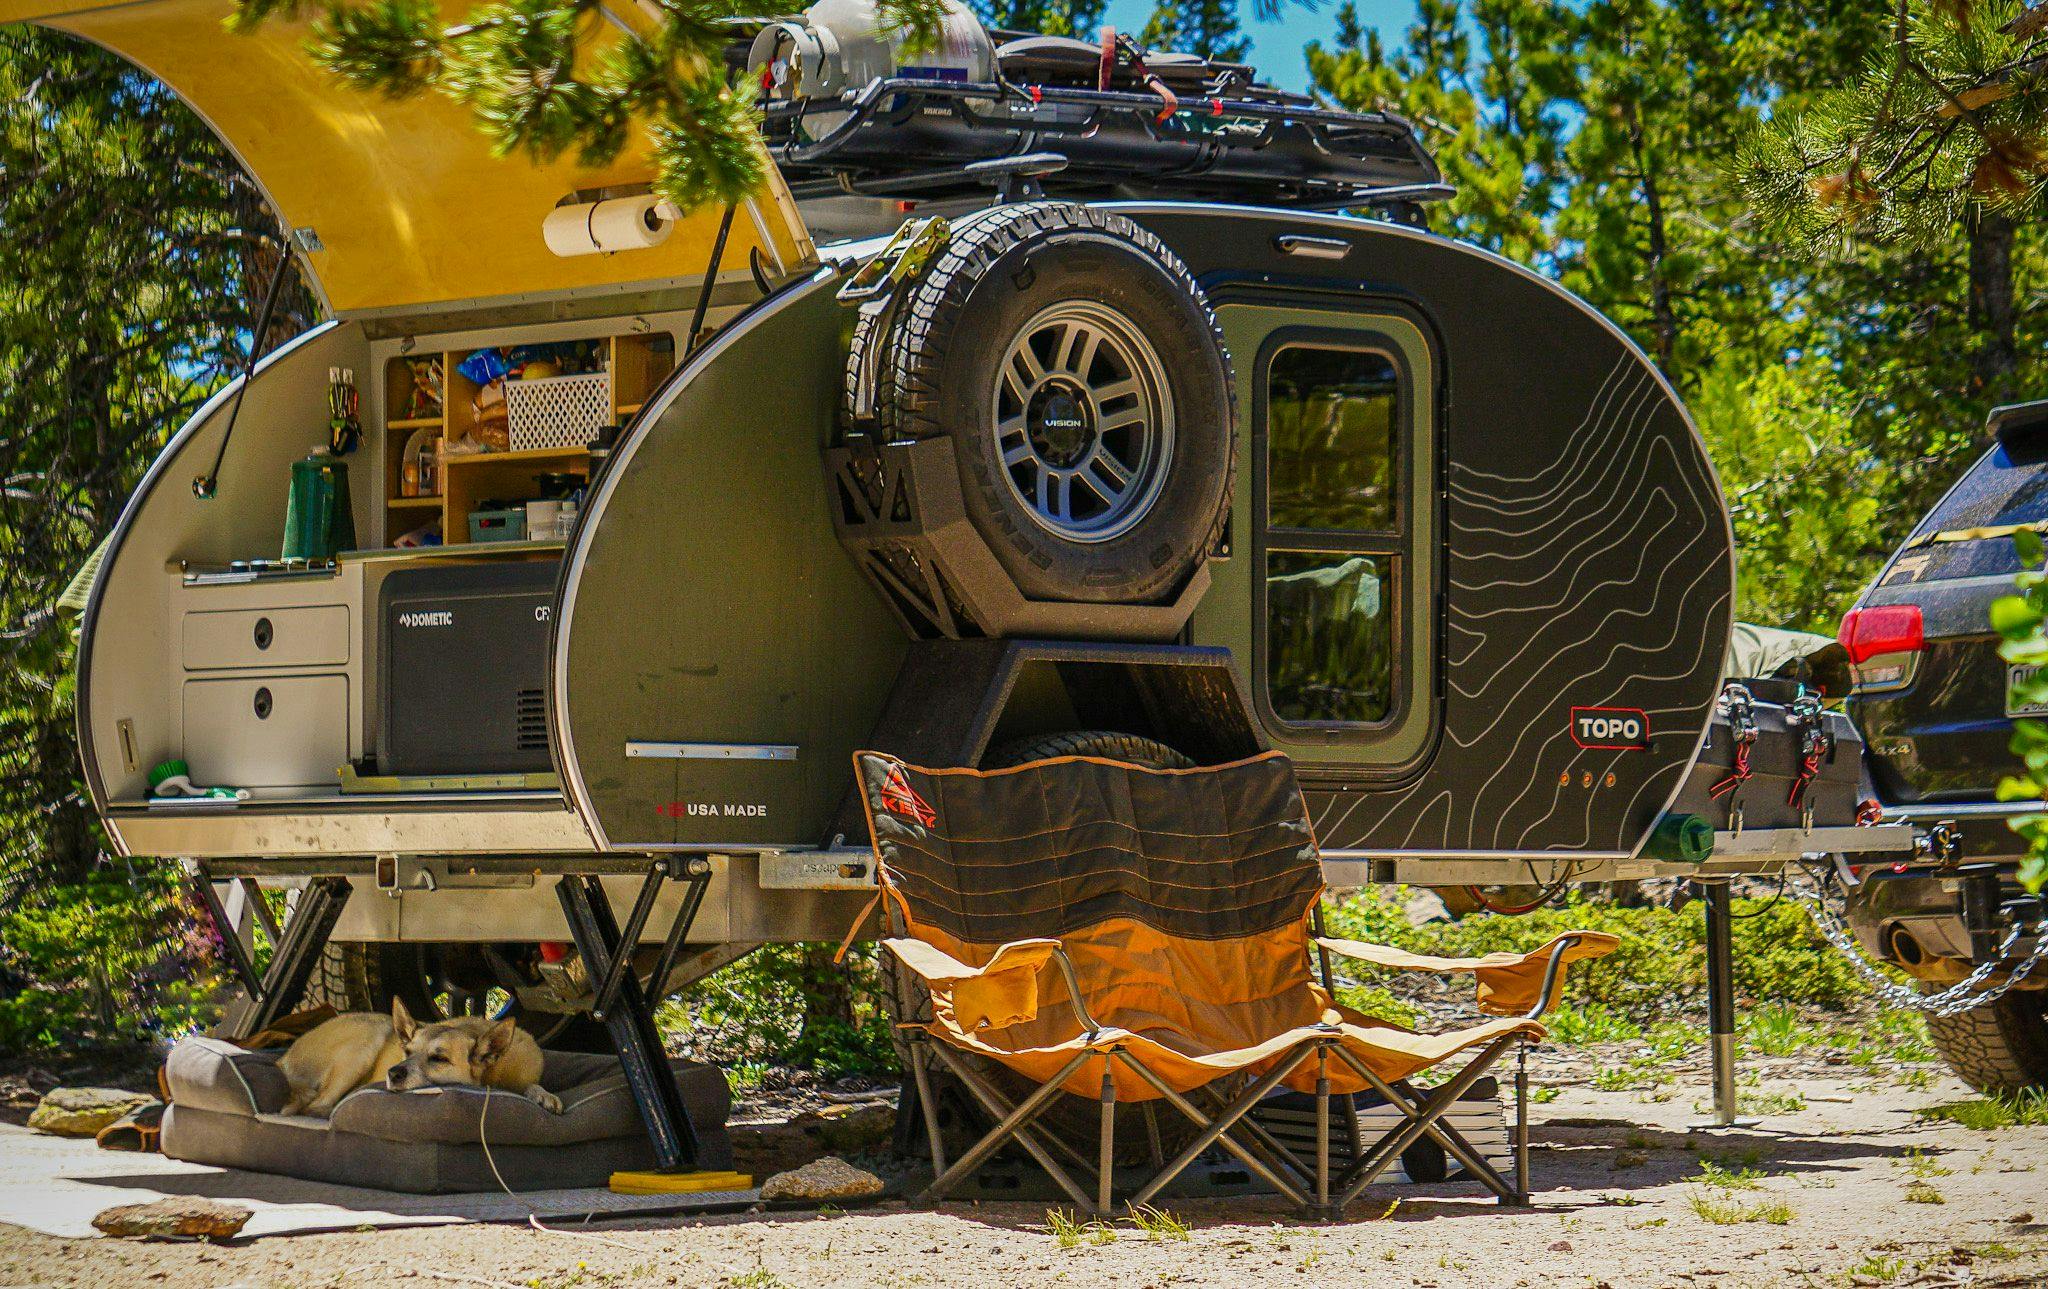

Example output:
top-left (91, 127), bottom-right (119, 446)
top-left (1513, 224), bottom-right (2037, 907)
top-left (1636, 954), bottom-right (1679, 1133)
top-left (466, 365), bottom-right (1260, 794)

top-left (0, 0), bottom-right (816, 318)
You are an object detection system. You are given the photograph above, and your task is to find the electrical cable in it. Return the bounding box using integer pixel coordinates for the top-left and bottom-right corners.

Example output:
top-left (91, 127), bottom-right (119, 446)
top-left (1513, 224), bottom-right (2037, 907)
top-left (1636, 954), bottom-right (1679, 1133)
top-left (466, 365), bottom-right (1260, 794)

top-left (473, 1087), bottom-right (671, 1254)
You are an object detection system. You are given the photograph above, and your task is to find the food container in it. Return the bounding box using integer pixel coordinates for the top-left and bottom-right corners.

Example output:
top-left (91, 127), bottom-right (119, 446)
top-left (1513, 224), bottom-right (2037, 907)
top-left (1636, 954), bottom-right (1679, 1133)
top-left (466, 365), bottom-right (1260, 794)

top-left (524, 499), bottom-right (561, 540)
top-left (467, 507), bottom-right (527, 543)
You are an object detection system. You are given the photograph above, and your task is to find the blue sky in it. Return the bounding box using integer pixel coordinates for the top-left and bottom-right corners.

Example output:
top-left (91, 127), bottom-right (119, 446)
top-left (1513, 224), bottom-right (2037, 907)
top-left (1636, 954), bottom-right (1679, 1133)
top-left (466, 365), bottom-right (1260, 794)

top-left (1098, 0), bottom-right (1416, 92)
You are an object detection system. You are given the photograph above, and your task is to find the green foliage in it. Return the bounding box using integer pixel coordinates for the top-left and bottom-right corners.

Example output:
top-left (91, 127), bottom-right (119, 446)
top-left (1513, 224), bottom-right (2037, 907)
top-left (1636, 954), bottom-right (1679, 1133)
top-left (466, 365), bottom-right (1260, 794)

top-left (0, 870), bottom-right (218, 1051)
top-left (232, 0), bottom-right (887, 213)
top-left (1689, 358), bottom-right (1895, 633)
top-left (664, 944), bottom-right (896, 1079)
top-left (1735, 0), bottom-right (2048, 251)
top-left (1918, 1090), bottom-right (2048, 1128)
top-left (1141, 0), bottom-right (1246, 62)
top-left (1325, 888), bottom-right (1874, 1020)
top-left (1545, 1002), bottom-right (1642, 1045)
top-left (0, 31), bottom-right (312, 1027)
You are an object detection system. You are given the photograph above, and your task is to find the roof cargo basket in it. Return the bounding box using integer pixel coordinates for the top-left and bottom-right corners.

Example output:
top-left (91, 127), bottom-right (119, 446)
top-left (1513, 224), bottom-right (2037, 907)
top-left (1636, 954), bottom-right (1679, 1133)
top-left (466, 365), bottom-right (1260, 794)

top-left (741, 16), bottom-right (1448, 212)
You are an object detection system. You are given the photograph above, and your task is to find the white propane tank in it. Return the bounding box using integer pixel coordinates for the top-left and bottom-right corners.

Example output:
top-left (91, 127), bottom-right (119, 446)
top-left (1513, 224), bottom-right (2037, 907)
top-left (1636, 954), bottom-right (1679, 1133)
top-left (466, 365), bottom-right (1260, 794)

top-left (747, 0), bottom-right (993, 103)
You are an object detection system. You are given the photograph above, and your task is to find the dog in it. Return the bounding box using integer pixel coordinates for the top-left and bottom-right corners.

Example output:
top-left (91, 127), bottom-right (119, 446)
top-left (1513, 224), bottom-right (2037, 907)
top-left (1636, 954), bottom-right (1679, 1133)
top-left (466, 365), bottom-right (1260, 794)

top-left (277, 998), bottom-right (562, 1117)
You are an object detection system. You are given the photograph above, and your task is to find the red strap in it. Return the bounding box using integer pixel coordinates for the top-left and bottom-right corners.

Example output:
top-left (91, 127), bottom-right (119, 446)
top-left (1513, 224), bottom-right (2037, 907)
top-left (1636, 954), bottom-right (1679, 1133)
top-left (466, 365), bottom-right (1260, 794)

top-left (1098, 27), bottom-right (1116, 92)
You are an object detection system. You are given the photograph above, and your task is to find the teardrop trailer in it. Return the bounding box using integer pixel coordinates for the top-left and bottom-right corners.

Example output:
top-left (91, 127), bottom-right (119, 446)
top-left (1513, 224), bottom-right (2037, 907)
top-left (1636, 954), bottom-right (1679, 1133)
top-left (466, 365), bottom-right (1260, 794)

top-left (25, 0), bottom-right (2017, 1194)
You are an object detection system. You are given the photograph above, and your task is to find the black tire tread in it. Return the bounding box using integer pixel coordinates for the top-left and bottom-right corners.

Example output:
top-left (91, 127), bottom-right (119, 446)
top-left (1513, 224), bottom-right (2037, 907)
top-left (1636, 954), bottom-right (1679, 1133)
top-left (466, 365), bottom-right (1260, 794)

top-left (299, 943), bottom-right (381, 1014)
top-left (982, 729), bottom-right (1196, 770)
top-left (884, 202), bottom-right (1236, 589)
top-left (1921, 987), bottom-right (2048, 1094)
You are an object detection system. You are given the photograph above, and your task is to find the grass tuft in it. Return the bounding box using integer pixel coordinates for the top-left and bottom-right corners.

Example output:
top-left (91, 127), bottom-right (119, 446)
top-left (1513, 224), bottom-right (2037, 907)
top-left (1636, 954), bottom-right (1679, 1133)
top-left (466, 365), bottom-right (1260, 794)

top-left (1125, 1205), bottom-right (1190, 1242)
top-left (1904, 1180), bottom-right (1945, 1205)
top-left (1687, 1191), bottom-right (1794, 1225)
top-left (1046, 1208), bottom-right (1116, 1249)
top-left (1918, 1090), bottom-right (2048, 1130)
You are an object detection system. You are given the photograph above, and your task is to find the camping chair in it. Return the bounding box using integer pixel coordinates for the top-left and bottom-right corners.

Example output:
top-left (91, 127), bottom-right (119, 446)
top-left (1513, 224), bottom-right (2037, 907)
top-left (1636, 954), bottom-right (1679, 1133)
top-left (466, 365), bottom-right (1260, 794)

top-left (853, 748), bottom-right (1618, 1219)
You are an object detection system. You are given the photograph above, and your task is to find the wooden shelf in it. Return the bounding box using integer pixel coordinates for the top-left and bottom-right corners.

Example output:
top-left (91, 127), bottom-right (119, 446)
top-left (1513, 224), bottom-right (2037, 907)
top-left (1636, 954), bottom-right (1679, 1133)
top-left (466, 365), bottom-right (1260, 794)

top-left (387, 495), bottom-right (442, 508)
top-left (442, 446), bottom-right (592, 469)
top-left (617, 402), bottom-right (645, 417)
top-left (388, 415), bottom-right (445, 430)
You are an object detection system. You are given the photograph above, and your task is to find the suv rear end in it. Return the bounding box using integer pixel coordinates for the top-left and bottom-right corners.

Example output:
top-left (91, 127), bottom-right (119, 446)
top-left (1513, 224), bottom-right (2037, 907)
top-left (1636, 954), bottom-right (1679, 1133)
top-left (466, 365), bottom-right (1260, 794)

top-left (1843, 399), bottom-right (2048, 1092)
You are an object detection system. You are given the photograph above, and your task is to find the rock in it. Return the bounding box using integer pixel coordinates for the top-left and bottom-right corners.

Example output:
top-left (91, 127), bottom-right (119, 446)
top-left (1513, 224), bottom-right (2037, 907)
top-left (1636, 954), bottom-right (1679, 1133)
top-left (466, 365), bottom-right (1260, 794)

top-left (92, 1198), bottom-right (251, 1241)
top-left (1403, 889), bottom-right (1452, 927)
top-left (28, 1087), bottom-right (155, 1137)
top-left (1548, 1241), bottom-right (1574, 1253)
top-left (808, 1102), bottom-right (896, 1154)
top-left (758, 1155), bottom-right (885, 1203)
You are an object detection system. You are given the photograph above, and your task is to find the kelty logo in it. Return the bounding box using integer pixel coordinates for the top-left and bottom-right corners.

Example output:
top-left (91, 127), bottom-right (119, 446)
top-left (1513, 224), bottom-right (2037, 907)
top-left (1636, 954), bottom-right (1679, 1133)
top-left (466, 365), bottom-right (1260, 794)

top-left (879, 764), bottom-right (938, 827)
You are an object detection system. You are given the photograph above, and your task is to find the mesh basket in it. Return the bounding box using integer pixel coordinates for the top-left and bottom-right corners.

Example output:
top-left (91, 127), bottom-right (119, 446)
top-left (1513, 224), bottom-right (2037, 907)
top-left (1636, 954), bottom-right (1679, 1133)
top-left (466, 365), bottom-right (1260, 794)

top-left (505, 371), bottom-right (611, 452)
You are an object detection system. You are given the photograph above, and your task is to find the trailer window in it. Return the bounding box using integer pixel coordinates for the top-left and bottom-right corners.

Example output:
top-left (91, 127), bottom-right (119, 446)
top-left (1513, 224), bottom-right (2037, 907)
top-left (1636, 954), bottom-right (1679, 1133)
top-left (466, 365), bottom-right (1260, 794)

top-left (1260, 344), bottom-right (1406, 731)
top-left (1267, 348), bottom-right (1399, 531)
top-left (1266, 552), bottom-right (1393, 723)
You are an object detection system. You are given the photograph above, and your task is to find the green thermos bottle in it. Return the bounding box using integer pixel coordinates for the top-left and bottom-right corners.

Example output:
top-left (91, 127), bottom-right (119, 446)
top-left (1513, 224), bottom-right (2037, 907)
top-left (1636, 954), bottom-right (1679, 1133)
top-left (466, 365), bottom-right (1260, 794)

top-left (281, 448), bottom-right (357, 561)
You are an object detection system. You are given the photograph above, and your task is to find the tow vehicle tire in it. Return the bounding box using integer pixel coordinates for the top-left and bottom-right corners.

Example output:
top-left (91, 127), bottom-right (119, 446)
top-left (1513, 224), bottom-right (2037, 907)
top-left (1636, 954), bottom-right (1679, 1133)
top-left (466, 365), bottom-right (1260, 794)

top-left (883, 202), bottom-right (1234, 605)
top-left (1921, 987), bottom-right (2048, 1093)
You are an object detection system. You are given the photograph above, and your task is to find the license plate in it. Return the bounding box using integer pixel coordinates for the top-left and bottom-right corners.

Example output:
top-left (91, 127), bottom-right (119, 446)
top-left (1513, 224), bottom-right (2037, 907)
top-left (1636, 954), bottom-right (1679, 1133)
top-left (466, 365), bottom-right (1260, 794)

top-left (2008, 664), bottom-right (2048, 717)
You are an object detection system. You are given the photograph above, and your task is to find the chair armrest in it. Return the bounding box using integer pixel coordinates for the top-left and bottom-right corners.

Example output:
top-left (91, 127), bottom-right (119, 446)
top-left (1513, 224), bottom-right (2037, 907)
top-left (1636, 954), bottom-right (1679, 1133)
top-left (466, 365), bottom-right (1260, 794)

top-left (1317, 931), bottom-right (1620, 1017)
top-left (883, 937), bottom-right (1061, 1032)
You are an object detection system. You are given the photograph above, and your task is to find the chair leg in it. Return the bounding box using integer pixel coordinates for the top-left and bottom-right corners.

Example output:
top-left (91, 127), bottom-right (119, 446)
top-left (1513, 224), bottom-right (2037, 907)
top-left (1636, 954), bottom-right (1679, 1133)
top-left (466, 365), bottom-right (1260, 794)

top-left (1333, 1036), bottom-right (1517, 1210)
top-left (1332, 1044), bottom-right (1523, 1203)
top-left (1315, 1047), bottom-right (1332, 1221)
top-left (923, 1045), bottom-right (1098, 1210)
top-left (1142, 1104), bottom-right (1164, 1169)
top-left (1123, 1047), bottom-right (1316, 1210)
top-left (1098, 1055), bottom-right (1117, 1217)
top-left (908, 1037), bottom-right (949, 1178)
top-left (1512, 1039), bottom-right (1531, 1205)
top-left (1196, 1083), bottom-right (1316, 1192)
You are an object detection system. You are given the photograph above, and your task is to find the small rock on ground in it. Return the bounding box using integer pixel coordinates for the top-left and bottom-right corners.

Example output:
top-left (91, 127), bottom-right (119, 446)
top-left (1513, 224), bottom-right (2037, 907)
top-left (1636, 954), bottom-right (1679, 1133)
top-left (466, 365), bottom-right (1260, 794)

top-left (28, 1087), bottom-right (155, 1137)
top-left (92, 1197), bottom-right (251, 1241)
top-left (759, 1155), bottom-right (886, 1203)
top-left (806, 1102), bottom-right (895, 1153)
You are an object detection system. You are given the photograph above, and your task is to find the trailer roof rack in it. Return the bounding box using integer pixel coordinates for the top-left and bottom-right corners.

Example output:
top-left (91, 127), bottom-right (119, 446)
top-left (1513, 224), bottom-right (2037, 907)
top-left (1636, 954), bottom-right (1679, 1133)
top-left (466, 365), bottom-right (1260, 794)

top-left (753, 37), bottom-right (1449, 213)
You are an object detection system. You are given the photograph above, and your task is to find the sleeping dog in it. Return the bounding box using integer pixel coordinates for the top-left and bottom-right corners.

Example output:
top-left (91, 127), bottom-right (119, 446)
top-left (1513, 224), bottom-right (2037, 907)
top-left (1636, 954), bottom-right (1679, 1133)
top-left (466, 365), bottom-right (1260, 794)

top-left (278, 998), bottom-right (562, 1118)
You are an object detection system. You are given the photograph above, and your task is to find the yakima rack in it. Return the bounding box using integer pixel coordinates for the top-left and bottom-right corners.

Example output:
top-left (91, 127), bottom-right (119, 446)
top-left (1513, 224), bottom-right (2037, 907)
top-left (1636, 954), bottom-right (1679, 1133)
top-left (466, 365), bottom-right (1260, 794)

top-left (753, 49), bottom-right (1448, 212)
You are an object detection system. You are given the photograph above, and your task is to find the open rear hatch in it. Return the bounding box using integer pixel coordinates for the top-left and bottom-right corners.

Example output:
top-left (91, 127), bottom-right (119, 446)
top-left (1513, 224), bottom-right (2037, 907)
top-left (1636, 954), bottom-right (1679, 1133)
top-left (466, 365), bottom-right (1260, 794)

top-left (36, 0), bottom-right (817, 856)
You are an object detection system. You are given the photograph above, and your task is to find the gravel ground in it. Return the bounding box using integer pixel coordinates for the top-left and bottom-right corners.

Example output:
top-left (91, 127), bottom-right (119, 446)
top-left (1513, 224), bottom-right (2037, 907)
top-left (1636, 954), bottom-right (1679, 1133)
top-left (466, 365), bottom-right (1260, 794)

top-left (2, 1041), bottom-right (2044, 1288)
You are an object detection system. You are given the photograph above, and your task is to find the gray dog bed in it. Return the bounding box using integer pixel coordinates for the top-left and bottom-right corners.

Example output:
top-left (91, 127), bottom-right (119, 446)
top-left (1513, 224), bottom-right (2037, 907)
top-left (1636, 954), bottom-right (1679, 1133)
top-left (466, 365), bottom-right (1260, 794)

top-left (160, 1038), bottom-right (733, 1194)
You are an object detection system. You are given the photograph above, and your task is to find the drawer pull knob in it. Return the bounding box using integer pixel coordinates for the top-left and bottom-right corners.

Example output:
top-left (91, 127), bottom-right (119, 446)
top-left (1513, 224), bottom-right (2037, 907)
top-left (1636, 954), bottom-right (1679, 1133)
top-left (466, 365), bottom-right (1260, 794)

top-left (253, 617), bottom-right (273, 650)
top-left (253, 687), bottom-right (273, 719)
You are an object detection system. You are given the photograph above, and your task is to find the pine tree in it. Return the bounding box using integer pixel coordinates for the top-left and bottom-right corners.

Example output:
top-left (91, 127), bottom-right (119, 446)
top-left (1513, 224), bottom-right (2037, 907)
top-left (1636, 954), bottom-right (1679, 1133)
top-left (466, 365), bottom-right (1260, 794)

top-left (1140, 0), bottom-right (1248, 62)
top-left (1735, 0), bottom-right (2048, 252)
top-left (0, 32), bottom-right (315, 899)
top-left (229, 0), bottom-right (964, 214)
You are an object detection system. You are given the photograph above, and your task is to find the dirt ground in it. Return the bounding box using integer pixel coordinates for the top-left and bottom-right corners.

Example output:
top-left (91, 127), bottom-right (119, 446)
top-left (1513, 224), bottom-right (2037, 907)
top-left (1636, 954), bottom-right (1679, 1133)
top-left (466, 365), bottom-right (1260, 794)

top-left (2, 1041), bottom-right (2045, 1289)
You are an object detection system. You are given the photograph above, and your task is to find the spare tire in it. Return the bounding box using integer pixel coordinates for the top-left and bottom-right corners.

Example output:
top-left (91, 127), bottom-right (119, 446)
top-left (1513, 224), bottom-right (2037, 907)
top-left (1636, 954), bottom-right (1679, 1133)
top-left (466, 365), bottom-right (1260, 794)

top-left (883, 202), bottom-right (1234, 605)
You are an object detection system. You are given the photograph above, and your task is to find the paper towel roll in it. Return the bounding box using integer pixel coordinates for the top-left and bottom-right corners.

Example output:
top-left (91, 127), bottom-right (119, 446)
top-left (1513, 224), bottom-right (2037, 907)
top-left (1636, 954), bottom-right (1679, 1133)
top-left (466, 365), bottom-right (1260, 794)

top-left (543, 196), bottom-right (677, 257)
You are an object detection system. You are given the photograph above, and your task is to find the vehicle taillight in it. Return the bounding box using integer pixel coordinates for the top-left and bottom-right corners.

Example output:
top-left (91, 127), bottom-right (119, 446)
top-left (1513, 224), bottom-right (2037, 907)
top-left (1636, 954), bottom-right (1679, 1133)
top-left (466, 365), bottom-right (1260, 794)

top-left (1838, 605), bottom-right (1924, 664)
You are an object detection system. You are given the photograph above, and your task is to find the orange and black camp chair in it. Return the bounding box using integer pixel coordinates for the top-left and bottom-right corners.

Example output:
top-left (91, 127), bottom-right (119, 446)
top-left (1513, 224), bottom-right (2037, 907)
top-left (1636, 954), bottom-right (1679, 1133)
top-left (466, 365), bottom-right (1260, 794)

top-left (853, 748), bottom-right (1617, 1218)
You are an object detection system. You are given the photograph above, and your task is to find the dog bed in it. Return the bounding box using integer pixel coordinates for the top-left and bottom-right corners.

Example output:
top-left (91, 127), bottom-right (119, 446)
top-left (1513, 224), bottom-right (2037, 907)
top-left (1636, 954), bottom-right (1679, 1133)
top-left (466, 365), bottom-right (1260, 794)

top-left (160, 1038), bottom-right (733, 1194)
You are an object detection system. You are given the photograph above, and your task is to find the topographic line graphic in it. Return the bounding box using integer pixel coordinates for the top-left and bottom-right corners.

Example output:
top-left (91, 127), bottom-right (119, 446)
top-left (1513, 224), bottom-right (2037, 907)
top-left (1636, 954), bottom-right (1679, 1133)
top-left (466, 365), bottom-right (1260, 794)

top-left (1452, 355), bottom-right (1640, 500)
top-left (1449, 373), bottom-right (1664, 544)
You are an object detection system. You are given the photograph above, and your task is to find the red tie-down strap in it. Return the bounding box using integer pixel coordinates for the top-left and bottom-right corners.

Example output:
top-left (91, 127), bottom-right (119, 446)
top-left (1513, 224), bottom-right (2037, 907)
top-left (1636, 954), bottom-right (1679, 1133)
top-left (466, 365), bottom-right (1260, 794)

top-left (1708, 682), bottom-right (1757, 800)
top-left (1786, 692), bottom-right (1834, 810)
top-left (1097, 30), bottom-right (1182, 123)
top-left (1708, 734), bottom-right (1753, 799)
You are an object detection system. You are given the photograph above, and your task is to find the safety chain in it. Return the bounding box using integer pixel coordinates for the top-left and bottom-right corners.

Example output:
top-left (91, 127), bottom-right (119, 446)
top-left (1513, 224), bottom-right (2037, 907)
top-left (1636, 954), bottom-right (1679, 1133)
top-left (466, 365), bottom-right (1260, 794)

top-left (1790, 869), bottom-right (2048, 1018)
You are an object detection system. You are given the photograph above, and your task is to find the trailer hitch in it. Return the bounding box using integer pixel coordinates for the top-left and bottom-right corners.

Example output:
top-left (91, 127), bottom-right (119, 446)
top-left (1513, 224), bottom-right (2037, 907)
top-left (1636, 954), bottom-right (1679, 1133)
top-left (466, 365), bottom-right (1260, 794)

top-left (1914, 819), bottom-right (1964, 868)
